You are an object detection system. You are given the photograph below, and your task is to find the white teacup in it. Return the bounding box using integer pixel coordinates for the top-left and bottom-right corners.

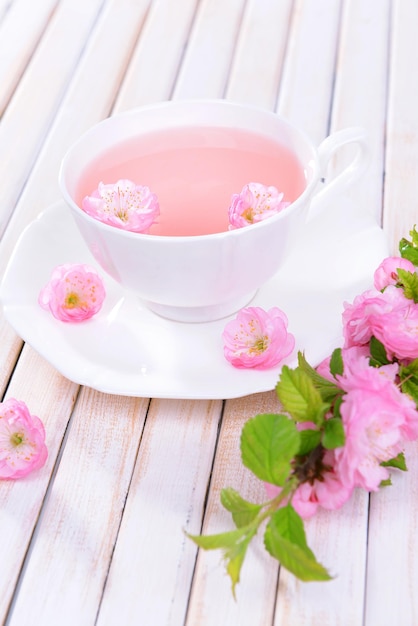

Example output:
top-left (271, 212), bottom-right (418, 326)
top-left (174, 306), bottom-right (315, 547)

top-left (59, 100), bottom-right (368, 323)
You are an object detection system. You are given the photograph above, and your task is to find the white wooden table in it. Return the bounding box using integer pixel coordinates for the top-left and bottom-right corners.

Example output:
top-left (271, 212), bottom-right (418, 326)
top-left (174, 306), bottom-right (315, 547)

top-left (1, 1), bottom-right (418, 624)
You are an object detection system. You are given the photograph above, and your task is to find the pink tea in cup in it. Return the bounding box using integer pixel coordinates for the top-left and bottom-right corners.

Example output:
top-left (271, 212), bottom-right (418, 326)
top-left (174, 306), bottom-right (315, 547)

top-left (76, 126), bottom-right (306, 237)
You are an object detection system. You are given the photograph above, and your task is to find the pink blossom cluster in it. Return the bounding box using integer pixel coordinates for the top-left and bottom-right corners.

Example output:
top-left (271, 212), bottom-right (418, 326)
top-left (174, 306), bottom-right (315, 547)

top-left (293, 347), bottom-right (418, 518)
top-left (228, 182), bottom-right (290, 229)
top-left (0, 398), bottom-right (47, 479)
top-left (82, 179), bottom-right (160, 233)
top-left (343, 256), bottom-right (418, 361)
top-left (267, 255), bottom-right (418, 518)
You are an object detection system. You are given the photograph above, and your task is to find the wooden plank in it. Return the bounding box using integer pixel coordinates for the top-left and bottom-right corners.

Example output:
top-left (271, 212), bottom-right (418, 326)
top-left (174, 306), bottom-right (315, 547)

top-left (301, 0), bottom-right (391, 295)
top-left (185, 392), bottom-right (280, 626)
top-left (326, 2), bottom-right (418, 626)
top-left (0, 0), bottom-right (152, 281)
top-left (365, 442), bottom-right (418, 625)
top-left (383, 0), bottom-right (418, 250)
top-left (0, 345), bottom-right (79, 624)
top-left (0, 313), bottom-right (22, 395)
top-left (277, 0), bottom-right (342, 143)
top-left (162, 4), bottom-right (294, 620)
top-left (328, 0), bottom-right (391, 223)
top-left (96, 398), bottom-right (222, 626)
top-left (274, 491), bottom-right (368, 626)
top-left (0, 0), bottom-right (153, 506)
top-left (0, 0), bottom-right (13, 24)
top-left (173, 0), bottom-right (247, 99)
top-left (0, 0), bottom-right (58, 115)
top-left (0, 3), bottom-right (157, 622)
top-left (225, 0), bottom-right (293, 109)
top-left (1, 3), bottom-right (226, 621)
top-left (115, 0), bottom-right (199, 109)
top-left (364, 6), bottom-right (418, 623)
top-left (7, 388), bottom-right (149, 626)
top-left (0, 3), bottom-right (411, 626)
top-left (0, 0), bottom-right (105, 240)
top-left (277, 0), bottom-right (390, 259)
top-left (273, 3), bottom-right (379, 623)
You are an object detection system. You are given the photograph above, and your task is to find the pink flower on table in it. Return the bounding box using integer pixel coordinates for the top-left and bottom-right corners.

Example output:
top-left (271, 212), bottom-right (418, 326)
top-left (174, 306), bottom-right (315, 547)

top-left (0, 398), bottom-right (47, 479)
top-left (332, 347), bottom-right (418, 491)
top-left (222, 306), bottom-right (295, 369)
top-left (228, 183), bottom-right (290, 229)
top-left (342, 285), bottom-right (418, 362)
top-left (373, 256), bottom-right (415, 290)
top-left (39, 263), bottom-right (106, 322)
top-left (82, 179), bottom-right (160, 233)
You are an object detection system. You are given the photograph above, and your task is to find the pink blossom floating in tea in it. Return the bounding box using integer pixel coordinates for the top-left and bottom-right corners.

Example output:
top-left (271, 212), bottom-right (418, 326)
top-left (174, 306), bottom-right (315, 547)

top-left (82, 179), bottom-right (160, 233)
top-left (222, 306), bottom-right (295, 369)
top-left (0, 398), bottom-right (47, 479)
top-left (39, 263), bottom-right (106, 322)
top-left (228, 182), bottom-right (290, 229)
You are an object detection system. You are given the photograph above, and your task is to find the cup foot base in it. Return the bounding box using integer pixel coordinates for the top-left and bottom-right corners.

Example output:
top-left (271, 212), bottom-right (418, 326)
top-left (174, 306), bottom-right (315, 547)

top-left (145, 291), bottom-right (258, 323)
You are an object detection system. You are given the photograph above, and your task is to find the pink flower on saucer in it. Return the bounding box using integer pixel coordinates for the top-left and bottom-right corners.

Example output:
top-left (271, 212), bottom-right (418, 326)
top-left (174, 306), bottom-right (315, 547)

top-left (39, 263), bottom-right (106, 322)
top-left (82, 179), bottom-right (160, 233)
top-left (0, 398), bottom-right (47, 479)
top-left (222, 306), bottom-right (295, 369)
top-left (228, 182), bottom-right (290, 229)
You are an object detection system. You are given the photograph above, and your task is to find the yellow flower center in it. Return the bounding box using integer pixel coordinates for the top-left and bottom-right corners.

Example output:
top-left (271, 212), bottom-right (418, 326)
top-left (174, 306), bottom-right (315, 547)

top-left (249, 336), bottom-right (269, 354)
top-left (11, 432), bottom-right (24, 447)
top-left (65, 292), bottom-right (80, 308)
top-left (242, 207), bottom-right (254, 223)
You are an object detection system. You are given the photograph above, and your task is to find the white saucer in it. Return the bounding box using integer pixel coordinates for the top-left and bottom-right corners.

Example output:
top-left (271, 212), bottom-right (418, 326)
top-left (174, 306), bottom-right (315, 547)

top-left (0, 200), bottom-right (389, 399)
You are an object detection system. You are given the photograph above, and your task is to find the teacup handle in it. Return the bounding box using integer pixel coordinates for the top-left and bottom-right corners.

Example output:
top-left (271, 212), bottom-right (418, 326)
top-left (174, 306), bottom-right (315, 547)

top-left (309, 127), bottom-right (369, 217)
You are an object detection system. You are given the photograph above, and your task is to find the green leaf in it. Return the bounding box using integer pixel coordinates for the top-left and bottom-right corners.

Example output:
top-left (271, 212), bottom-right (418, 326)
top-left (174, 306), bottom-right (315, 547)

top-left (369, 336), bottom-right (391, 366)
top-left (399, 359), bottom-right (418, 405)
top-left (333, 394), bottom-right (343, 419)
top-left (187, 527), bottom-right (245, 551)
top-left (266, 504), bottom-right (312, 553)
top-left (410, 225), bottom-right (418, 247)
top-left (329, 348), bottom-right (344, 377)
top-left (187, 525), bottom-right (257, 597)
top-left (401, 378), bottom-right (418, 408)
top-left (400, 357), bottom-right (418, 377)
top-left (397, 268), bottom-right (418, 303)
top-left (297, 352), bottom-right (341, 402)
top-left (264, 506), bottom-right (332, 582)
top-left (380, 478), bottom-right (392, 487)
top-left (381, 452), bottom-right (407, 471)
top-left (240, 413), bottom-right (300, 486)
top-left (322, 418), bottom-right (345, 449)
top-left (276, 366), bottom-right (329, 425)
top-left (225, 530), bottom-right (256, 597)
top-left (220, 488), bottom-right (262, 528)
top-left (399, 226), bottom-right (418, 266)
top-left (298, 429), bottom-right (322, 456)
